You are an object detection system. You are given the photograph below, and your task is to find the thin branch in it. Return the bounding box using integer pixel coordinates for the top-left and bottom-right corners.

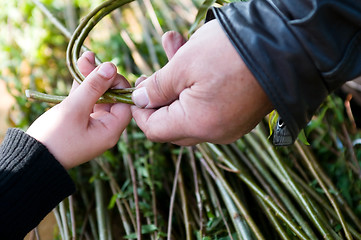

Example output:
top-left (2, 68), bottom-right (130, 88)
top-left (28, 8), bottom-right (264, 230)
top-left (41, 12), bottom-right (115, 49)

top-left (188, 147), bottom-right (204, 237)
top-left (32, 0), bottom-right (72, 38)
top-left (295, 142), bottom-right (353, 240)
top-left (256, 196), bottom-right (291, 240)
top-left (172, 148), bottom-right (191, 240)
top-left (142, 0), bottom-right (163, 36)
top-left (202, 143), bottom-right (310, 240)
top-left (31, 0), bottom-right (100, 63)
top-left (231, 142), bottom-right (317, 239)
top-left (59, 201), bottom-right (70, 240)
top-left (342, 123), bottom-right (361, 179)
top-left (53, 207), bottom-right (65, 240)
top-left (199, 144), bottom-right (266, 240)
top-left (252, 127), bottom-right (333, 238)
top-left (167, 147), bottom-right (184, 240)
top-left (96, 159), bottom-right (135, 234)
top-left (69, 195), bottom-right (76, 240)
top-left (127, 153), bottom-right (142, 240)
top-left (289, 166), bottom-right (361, 239)
top-left (199, 158), bottom-right (234, 240)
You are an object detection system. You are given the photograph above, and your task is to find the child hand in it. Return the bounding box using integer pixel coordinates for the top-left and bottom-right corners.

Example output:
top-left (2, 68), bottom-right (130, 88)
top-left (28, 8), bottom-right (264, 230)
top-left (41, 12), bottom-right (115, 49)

top-left (26, 52), bottom-right (132, 169)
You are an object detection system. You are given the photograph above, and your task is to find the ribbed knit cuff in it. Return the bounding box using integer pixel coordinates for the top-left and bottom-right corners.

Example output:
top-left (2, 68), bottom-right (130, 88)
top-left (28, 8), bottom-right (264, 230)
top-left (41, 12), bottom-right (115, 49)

top-left (0, 128), bottom-right (76, 239)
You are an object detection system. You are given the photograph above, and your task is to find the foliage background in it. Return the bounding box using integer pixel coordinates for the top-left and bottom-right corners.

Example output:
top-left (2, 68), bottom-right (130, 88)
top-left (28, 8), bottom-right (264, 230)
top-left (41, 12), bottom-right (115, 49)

top-left (0, 0), bottom-right (361, 239)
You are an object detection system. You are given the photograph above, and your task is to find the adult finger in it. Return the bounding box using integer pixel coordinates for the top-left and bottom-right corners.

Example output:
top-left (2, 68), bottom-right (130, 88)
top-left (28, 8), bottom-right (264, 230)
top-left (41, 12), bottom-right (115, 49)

top-left (162, 31), bottom-right (186, 60)
top-left (131, 99), bottom-right (191, 142)
top-left (131, 32), bottom-right (185, 107)
top-left (135, 75), bottom-right (147, 87)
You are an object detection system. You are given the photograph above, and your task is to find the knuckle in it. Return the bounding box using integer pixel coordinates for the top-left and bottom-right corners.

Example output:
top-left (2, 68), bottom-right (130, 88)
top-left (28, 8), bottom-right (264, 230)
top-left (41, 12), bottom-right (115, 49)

top-left (84, 78), bottom-right (104, 96)
top-left (144, 129), bottom-right (160, 142)
top-left (152, 71), bottom-right (169, 101)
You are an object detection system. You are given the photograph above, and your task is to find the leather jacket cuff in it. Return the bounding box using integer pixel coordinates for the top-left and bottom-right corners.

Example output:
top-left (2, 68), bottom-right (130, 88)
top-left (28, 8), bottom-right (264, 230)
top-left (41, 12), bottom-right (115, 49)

top-left (209, 1), bottom-right (330, 140)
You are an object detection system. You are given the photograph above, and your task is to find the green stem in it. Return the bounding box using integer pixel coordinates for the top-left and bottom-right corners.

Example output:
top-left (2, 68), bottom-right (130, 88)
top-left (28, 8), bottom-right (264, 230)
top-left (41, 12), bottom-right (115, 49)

top-left (198, 146), bottom-right (253, 240)
top-left (28, 0), bottom-right (136, 104)
top-left (59, 201), bottom-right (70, 240)
top-left (204, 143), bottom-right (311, 240)
top-left (53, 207), bottom-right (65, 240)
top-left (96, 159), bottom-right (134, 235)
top-left (295, 142), bottom-right (353, 240)
top-left (288, 165), bottom-right (361, 240)
top-left (226, 144), bottom-right (288, 215)
top-left (198, 144), bottom-right (266, 240)
top-left (167, 147), bottom-right (184, 240)
top-left (232, 141), bottom-right (318, 239)
top-left (127, 152), bottom-right (142, 240)
top-left (91, 160), bottom-right (109, 240)
top-left (301, 141), bottom-right (361, 231)
top-left (256, 196), bottom-right (291, 240)
top-left (66, 0), bottom-right (126, 83)
top-left (199, 158), bottom-right (234, 240)
top-left (253, 127), bottom-right (333, 238)
top-left (172, 150), bottom-right (192, 240)
top-left (26, 89), bottom-right (133, 104)
top-left (188, 147), bottom-right (204, 236)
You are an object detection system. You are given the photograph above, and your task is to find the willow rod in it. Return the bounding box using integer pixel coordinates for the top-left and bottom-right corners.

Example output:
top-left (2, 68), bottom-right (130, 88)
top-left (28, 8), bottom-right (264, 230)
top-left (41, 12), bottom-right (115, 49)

top-left (295, 142), bottom-right (353, 240)
top-left (27, 0), bottom-right (136, 104)
top-left (203, 143), bottom-right (311, 240)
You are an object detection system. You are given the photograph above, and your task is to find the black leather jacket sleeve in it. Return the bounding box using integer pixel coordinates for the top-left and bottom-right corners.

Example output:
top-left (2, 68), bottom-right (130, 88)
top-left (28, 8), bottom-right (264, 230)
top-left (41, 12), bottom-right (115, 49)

top-left (209, 0), bottom-right (361, 140)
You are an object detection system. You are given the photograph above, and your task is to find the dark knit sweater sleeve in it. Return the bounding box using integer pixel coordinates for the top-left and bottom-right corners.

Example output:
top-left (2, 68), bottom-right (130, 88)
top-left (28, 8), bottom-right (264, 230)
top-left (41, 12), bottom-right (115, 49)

top-left (0, 128), bottom-right (76, 239)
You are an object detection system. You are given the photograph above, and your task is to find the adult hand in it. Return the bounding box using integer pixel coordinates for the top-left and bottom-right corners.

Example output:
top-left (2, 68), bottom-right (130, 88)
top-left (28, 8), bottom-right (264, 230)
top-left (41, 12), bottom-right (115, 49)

top-left (27, 52), bottom-right (132, 169)
top-left (131, 20), bottom-right (273, 145)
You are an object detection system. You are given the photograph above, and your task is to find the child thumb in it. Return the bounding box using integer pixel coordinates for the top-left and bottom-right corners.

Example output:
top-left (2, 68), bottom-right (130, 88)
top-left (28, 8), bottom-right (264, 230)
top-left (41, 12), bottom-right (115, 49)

top-left (67, 62), bottom-right (116, 114)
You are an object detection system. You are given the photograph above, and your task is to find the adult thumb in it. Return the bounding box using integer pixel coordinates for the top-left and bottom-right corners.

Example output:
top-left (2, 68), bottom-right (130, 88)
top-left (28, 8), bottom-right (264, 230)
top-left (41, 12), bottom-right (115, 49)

top-left (131, 60), bottom-right (187, 109)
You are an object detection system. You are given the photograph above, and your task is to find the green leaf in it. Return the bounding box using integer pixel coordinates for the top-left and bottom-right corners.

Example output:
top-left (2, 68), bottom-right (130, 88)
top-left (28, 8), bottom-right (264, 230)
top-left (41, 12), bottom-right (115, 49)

top-left (108, 193), bottom-right (120, 209)
top-left (123, 224), bottom-right (158, 239)
top-left (305, 105), bottom-right (328, 135)
top-left (334, 224), bottom-right (342, 232)
top-left (218, 232), bottom-right (238, 240)
top-left (268, 110), bottom-right (279, 137)
top-left (189, 0), bottom-right (217, 35)
top-left (297, 129), bottom-right (310, 145)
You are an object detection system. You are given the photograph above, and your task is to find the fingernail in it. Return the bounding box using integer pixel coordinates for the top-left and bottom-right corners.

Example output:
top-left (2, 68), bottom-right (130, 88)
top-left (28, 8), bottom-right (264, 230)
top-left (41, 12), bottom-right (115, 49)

top-left (97, 63), bottom-right (115, 79)
top-left (132, 87), bottom-right (149, 108)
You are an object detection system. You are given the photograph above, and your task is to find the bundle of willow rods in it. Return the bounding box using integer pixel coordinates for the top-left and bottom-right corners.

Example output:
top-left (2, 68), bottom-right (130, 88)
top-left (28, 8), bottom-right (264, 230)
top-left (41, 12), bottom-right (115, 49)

top-left (195, 125), bottom-right (361, 240)
top-left (26, 0), bottom-right (136, 104)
